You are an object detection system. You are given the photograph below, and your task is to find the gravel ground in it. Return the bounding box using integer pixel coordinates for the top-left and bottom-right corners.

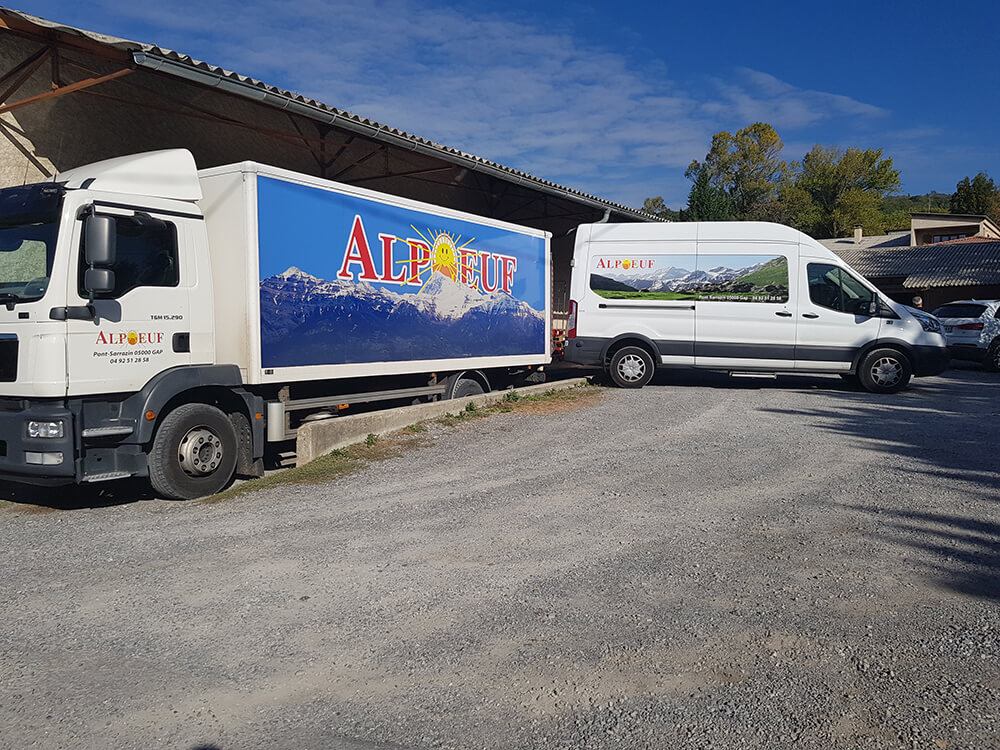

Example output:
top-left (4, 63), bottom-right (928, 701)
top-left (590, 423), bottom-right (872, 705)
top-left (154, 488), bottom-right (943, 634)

top-left (1, 364), bottom-right (998, 750)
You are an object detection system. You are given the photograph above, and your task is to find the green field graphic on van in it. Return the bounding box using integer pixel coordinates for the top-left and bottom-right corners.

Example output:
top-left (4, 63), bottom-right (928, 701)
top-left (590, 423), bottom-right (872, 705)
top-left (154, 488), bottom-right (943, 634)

top-left (590, 254), bottom-right (788, 303)
top-left (593, 290), bottom-right (697, 300)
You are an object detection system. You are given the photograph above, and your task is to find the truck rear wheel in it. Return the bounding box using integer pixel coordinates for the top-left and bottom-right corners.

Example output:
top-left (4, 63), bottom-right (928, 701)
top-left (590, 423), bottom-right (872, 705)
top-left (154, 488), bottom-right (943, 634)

top-left (149, 403), bottom-right (238, 500)
top-left (857, 348), bottom-right (912, 394)
top-left (609, 346), bottom-right (654, 388)
top-left (452, 378), bottom-right (485, 399)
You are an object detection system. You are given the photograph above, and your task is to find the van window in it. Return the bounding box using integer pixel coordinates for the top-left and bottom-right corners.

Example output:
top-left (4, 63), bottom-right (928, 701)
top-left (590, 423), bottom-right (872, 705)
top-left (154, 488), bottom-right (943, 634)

top-left (78, 215), bottom-right (179, 299)
top-left (588, 252), bottom-right (788, 303)
top-left (807, 263), bottom-right (873, 314)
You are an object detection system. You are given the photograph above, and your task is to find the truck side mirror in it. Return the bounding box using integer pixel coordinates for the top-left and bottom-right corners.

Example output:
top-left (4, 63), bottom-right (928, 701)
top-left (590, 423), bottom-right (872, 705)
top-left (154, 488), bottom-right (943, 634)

top-left (84, 267), bottom-right (115, 294)
top-left (84, 215), bottom-right (116, 266)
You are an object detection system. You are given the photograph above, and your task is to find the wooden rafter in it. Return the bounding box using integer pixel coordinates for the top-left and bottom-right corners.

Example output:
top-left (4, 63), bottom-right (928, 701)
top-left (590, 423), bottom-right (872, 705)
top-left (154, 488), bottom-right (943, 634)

top-left (0, 66), bottom-right (133, 115)
top-left (0, 46), bottom-right (52, 104)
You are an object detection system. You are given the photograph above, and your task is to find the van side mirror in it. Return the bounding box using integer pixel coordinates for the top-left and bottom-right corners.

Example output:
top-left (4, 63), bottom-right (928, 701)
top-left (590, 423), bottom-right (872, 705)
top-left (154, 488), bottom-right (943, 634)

top-left (84, 267), bottom-right (115, 294)
top-left (859, 299), bottom-right (879, 317)
top-left (84, 215), bottom-right (116, 266)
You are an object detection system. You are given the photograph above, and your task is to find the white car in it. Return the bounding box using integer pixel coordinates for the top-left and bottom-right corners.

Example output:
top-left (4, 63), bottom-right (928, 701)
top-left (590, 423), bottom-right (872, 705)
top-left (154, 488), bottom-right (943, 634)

top-left (930, 299), bottom-right (1000, 370)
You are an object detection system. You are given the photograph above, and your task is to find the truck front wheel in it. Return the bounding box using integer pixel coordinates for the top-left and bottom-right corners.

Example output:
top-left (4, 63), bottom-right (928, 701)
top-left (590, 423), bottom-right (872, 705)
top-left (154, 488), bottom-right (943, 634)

top-left (149, 404), bottom-right (239, 500)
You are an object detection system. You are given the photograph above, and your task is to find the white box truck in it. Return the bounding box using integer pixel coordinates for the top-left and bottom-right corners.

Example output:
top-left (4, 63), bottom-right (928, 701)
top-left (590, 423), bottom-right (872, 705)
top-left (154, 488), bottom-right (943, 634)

top-left (564, 221), bottom-right (949, 393)
top-left (0, 150), bottom-right (550, 498)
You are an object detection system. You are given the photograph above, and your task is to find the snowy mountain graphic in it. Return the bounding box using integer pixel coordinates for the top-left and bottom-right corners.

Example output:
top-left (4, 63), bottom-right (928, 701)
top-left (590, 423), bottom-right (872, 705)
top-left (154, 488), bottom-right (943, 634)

top-left (259, 267), bottom-right (546, 367)
top-left (605, 262), bottom-right (765, 293)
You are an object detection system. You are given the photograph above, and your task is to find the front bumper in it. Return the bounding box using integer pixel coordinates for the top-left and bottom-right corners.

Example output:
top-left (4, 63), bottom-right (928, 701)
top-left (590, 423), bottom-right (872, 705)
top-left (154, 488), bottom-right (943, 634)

top-left (912, 345), bottom-right (951, 376)
top-left (0, 399), bottom-right (76, 483)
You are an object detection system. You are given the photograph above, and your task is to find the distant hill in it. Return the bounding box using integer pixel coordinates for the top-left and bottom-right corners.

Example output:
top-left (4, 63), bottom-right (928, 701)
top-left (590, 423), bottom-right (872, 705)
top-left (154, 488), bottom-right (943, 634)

top-left (882, 192), bottom-right (951, 213)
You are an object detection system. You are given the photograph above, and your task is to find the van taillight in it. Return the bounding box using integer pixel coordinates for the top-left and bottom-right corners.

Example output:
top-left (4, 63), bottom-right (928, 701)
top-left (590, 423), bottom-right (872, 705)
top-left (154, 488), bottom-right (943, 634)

top-left (567, 300), bottom-right (578, 338)
top-left (957, 322), bottom-right (984, 330)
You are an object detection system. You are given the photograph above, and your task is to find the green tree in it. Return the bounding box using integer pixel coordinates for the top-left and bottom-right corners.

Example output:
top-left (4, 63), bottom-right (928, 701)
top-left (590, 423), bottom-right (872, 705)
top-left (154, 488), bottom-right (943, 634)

top-left (950, 172), bottom-right (1000, 221)
top-left (686, 122), bottom-right (787, 220)
top-left (793, 145), bottom-right (900, 237)
top-left (641, 196), bottom-right (681, 221)
top-left (684, 166), bottom-right (733, 221)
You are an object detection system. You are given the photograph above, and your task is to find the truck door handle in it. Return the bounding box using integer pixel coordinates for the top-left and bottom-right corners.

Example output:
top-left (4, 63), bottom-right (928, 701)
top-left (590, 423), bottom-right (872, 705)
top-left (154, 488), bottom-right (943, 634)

top-left (802, 313), bottom-right (819, 319)
top-left (775, 311), bottom-right (792, 317)
top-left (172, 332), bottom-right (191, 353)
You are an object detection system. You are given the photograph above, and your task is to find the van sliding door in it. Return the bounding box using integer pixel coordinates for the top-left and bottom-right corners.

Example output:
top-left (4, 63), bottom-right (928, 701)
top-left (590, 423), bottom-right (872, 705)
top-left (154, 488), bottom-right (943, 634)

top-left (693, 244), bottom-right (796, 369)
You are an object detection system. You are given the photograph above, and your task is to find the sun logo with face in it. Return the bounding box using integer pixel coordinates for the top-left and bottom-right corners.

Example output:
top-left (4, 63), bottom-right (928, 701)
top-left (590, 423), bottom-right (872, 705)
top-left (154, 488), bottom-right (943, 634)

top-left (402, 226), bottom-right (479, 290)
top-left (621, 259), bottom-right (632, 270)
top-left (127, 331), bottom-right (138, 345)
top-left (431, 232), bottom-right (458, 281)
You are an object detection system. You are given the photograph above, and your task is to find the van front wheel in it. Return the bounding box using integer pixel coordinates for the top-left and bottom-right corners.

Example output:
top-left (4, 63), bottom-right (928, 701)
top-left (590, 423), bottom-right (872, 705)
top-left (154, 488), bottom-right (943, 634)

top-left (609, 346), bottom-right (655, 388)
top-left (858, 348), bottom-right (912, 394)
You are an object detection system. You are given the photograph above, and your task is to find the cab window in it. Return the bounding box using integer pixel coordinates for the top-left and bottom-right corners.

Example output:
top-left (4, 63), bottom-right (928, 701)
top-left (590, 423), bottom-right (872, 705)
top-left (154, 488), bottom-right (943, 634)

top-left (78, 215), bottom-right (178, 299)
top-left (807, 263), bottom-right (873, 314)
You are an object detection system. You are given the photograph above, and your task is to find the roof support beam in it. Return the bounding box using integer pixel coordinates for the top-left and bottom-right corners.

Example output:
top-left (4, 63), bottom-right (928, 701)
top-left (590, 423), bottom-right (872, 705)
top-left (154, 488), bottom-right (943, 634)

top-left (0, 66), bottom-right (133, 115)
top-left (0, 45), bottom-right (52, 104)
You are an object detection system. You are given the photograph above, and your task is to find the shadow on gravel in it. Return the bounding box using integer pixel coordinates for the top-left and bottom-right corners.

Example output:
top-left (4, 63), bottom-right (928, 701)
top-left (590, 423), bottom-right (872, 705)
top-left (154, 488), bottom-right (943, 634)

top-left (755, 363), bottom-right (1000, 600)
top-left (757, 365), bottom-right (999, 485)
top-left (0, 477), bottom-right (156, 511)
top-left (844, 505), bottom-right (1000, 601)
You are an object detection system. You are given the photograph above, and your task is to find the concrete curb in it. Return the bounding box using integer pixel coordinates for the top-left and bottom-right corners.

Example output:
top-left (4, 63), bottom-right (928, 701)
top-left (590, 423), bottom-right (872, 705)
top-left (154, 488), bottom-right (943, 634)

top-left (295, 377), bottom-right (592, 466)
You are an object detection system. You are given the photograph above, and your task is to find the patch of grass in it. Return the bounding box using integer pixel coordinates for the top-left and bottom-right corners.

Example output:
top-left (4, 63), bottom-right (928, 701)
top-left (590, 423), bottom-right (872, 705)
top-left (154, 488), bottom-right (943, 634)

top-left (365, 432), bottom-right (378, 447)
top-left (405, 423), bottom-right (427, 433)
top-left (201, 438), bottom-right (405, 504)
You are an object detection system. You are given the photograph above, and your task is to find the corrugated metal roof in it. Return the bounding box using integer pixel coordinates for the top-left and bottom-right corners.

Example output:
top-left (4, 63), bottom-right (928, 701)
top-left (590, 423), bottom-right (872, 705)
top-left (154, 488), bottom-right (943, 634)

top-left (819, 232), bottom-right (911, 252)
top-left (0, 6), bottom-right (656, 222)
top-left (831, 241), bottom-right (1000, 288)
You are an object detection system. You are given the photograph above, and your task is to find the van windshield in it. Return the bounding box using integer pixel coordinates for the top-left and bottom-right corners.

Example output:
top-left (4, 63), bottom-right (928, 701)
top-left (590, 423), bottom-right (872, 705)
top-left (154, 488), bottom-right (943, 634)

top-left (0, 184), bottom-right (64, 305)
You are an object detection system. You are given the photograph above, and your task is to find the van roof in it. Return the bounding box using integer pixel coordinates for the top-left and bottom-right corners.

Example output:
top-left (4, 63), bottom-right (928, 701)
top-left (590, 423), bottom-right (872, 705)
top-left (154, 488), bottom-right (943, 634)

top-left (582, 221), bottom-right (808, 245)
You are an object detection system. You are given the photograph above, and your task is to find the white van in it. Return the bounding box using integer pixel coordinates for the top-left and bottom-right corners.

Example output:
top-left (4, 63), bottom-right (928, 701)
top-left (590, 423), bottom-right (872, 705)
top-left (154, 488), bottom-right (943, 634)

top-left (564, 222), bottom-right (949, 393)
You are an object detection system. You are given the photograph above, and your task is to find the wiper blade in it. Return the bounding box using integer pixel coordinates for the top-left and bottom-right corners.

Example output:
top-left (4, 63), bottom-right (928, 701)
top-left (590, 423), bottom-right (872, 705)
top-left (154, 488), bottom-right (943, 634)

top-left (0, 292), bottom-right (22, 303)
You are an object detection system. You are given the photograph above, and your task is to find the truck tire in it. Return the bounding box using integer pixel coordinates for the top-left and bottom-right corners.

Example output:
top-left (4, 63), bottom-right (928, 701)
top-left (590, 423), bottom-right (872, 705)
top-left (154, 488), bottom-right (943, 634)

top-left (609, 346), bottom-right (654, 388)
top-left (149, 403), bottom-right (239, 500)
top-left (857, 348), bottom-right (912, 394)
top-left (452, 378), bottom-right (485, 399)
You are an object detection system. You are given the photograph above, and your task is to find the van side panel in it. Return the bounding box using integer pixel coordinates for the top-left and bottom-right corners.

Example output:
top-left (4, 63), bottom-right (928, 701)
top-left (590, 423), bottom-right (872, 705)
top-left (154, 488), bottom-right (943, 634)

top-left (572, 232), bottom-right (696, 365)
top-left (692, 240), bottom-right (797, 369)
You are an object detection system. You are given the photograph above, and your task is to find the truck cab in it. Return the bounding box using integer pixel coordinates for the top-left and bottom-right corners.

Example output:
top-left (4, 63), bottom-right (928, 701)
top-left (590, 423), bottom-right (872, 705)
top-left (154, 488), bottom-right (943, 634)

top-left (0, 150), bottom-right (258, 494)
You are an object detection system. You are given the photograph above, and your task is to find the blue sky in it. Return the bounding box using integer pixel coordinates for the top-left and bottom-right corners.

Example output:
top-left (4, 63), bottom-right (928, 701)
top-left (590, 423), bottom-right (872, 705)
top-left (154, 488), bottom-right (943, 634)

top-left (18, 0), bottom-right (1000, 210)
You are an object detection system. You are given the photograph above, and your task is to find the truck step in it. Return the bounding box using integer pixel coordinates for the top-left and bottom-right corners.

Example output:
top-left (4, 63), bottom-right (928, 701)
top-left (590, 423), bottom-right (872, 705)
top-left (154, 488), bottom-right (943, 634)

top-left (82, 471), bottom-right (133, 483)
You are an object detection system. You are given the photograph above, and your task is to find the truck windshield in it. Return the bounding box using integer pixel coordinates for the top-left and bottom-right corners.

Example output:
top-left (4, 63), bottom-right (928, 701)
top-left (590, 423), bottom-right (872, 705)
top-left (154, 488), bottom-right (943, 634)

top-left (0, 183), bottom-right (64, 305)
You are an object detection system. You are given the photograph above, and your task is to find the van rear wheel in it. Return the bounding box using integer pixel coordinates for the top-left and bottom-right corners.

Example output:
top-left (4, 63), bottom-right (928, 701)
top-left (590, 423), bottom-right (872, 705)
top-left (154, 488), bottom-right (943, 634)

top-left (609, 346), bottom-right (654, 388)
top-left (858, 348), bottom-right (912, 394)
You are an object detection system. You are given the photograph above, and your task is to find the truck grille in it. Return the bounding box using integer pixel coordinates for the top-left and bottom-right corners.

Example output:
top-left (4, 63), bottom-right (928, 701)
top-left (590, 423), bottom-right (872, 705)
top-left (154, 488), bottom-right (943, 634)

top-left (0, 336), bottom-right (16, 382)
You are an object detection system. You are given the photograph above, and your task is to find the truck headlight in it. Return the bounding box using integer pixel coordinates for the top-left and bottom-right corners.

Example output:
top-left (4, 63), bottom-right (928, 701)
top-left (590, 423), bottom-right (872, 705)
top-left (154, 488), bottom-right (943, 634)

top-left (27, 420), bottom-right (65, 439)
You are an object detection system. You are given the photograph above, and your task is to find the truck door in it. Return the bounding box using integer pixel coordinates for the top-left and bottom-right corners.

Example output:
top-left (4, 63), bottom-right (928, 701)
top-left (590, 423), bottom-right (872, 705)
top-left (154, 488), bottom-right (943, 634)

top-left (794, 261), bottom-right (882, 371)
top-left (65, 209), bottom-right (193, 396)
top-left (693, 245), bottom-right (796, 369)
